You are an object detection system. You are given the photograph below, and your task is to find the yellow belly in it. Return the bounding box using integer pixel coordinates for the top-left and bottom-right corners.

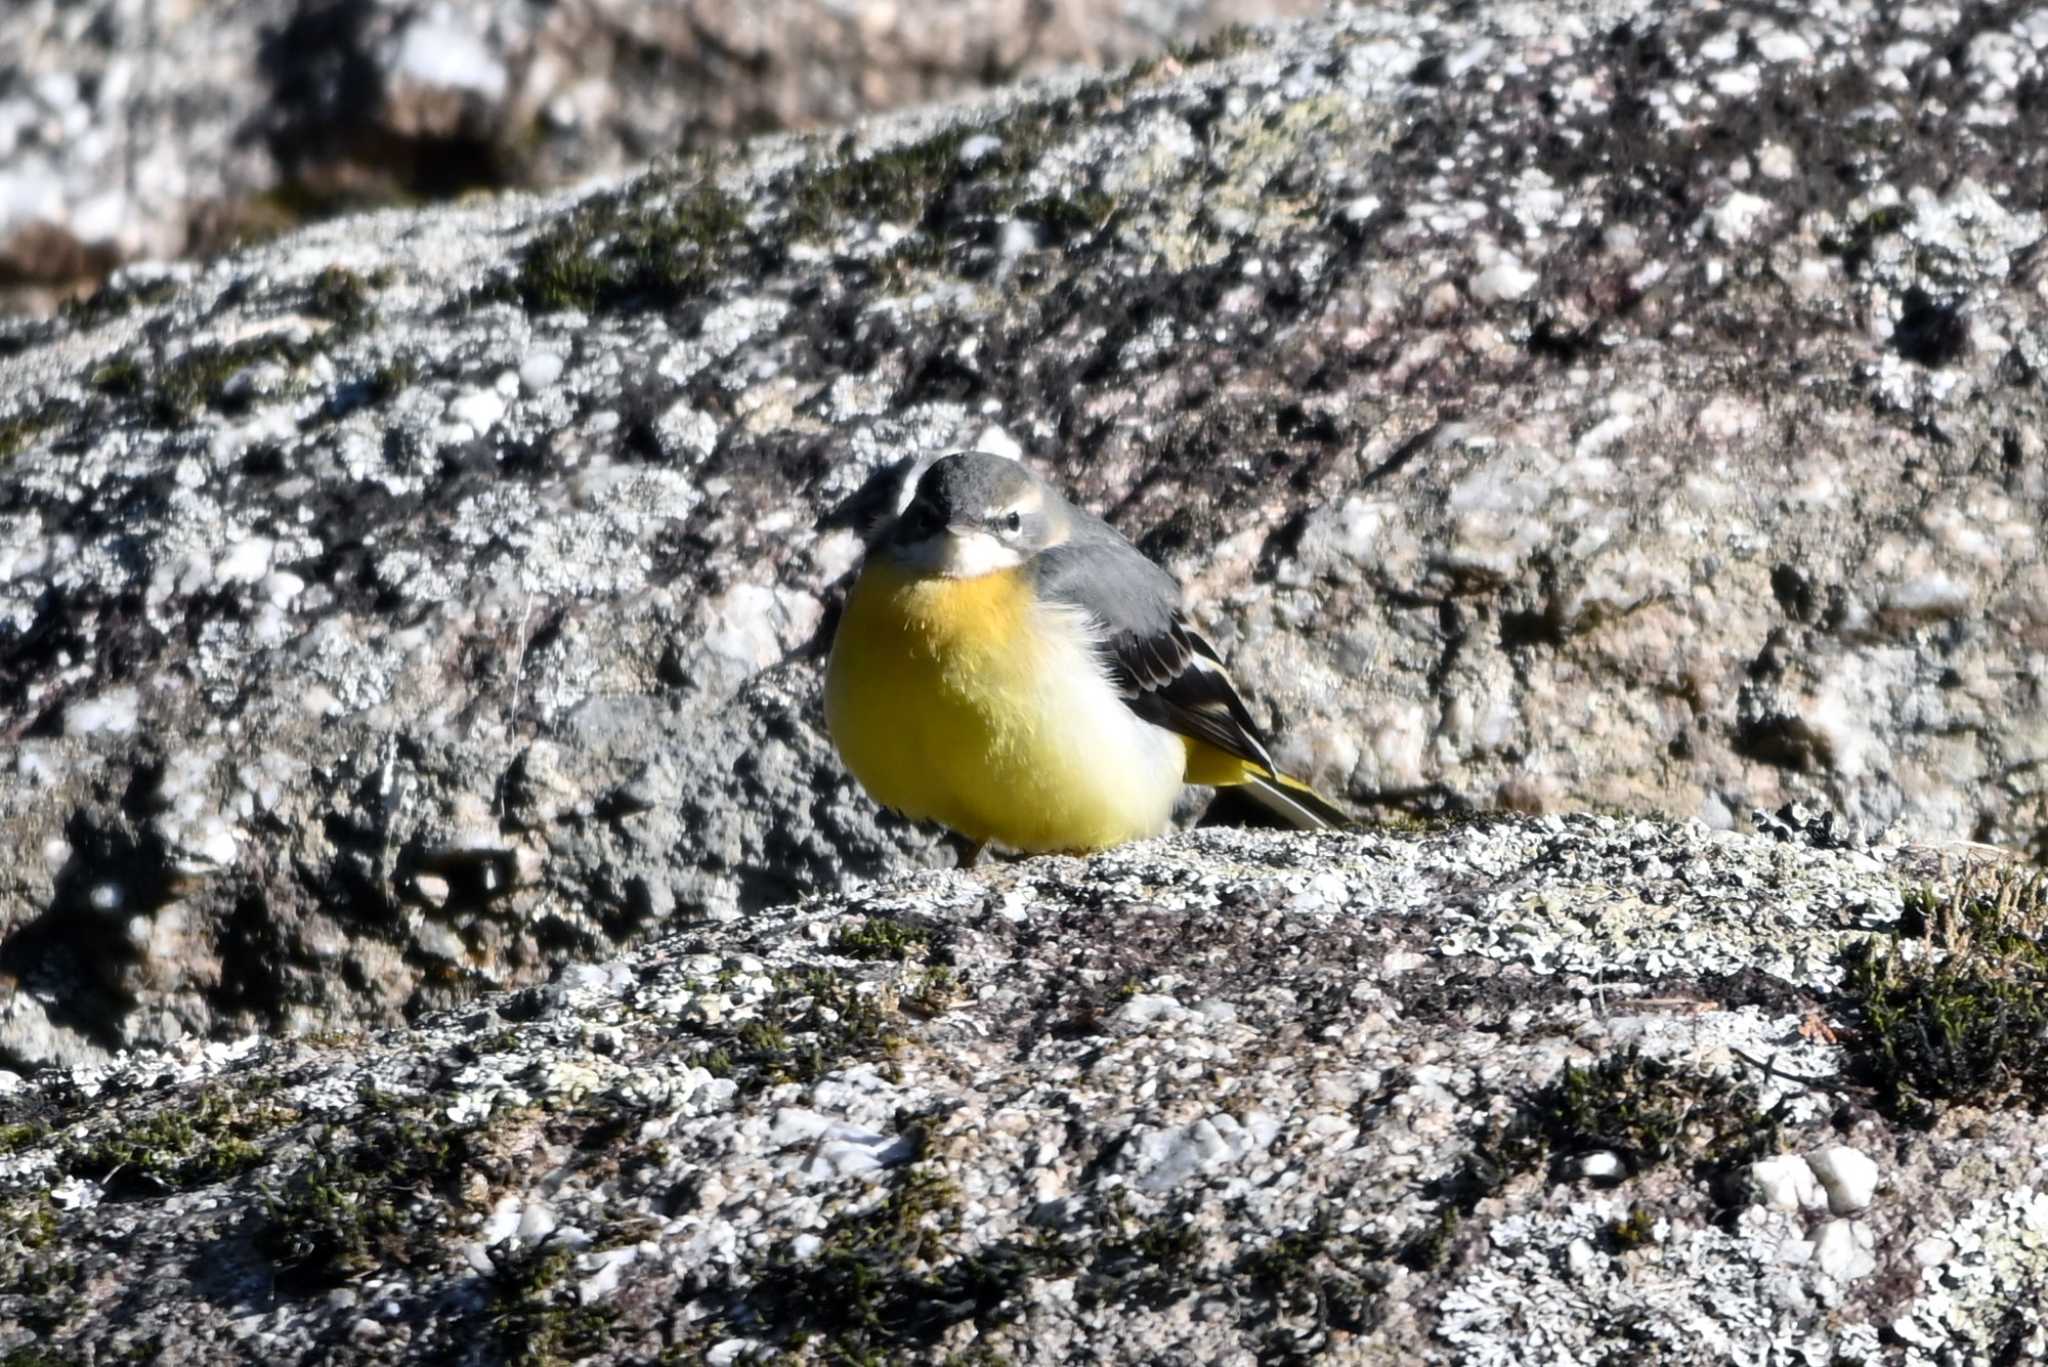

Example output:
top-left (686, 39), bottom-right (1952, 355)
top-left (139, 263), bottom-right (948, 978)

top-left (824, 558), bottom-right (1184, 852)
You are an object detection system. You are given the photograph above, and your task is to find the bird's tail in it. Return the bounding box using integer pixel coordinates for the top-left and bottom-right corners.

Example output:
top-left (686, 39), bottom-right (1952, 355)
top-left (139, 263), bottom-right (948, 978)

top-left (1239, 769), bottom-right (1357, 830)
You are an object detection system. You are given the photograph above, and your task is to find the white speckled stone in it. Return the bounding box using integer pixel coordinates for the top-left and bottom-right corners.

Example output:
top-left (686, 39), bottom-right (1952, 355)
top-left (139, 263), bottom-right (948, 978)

top-left (1751, 1154), bottom-right (1824, 1212)
top-left (519, 351), bottom-right (565, 391)
top-left (1812, 1218), bottom-right (1876, 1282)
top-left (1807, 1146), bottom-right (1879, 1215)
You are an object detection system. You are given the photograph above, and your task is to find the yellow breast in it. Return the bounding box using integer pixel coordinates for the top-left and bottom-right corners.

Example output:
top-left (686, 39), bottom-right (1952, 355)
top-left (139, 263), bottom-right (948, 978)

top-left (824, 555), bottom-right (1184, 852)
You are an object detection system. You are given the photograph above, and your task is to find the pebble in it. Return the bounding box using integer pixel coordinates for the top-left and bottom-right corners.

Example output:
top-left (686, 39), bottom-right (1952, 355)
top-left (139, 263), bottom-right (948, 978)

top-left (1116, 993), bottom-right (1189, 1026)
top-left (1129, 1119), bottom-right (1237, 1193)
top-left (1578, 1151), bottom-right (1626, 1184)
top-left (957, 133), bottom-right (1003, 165)
top-left (1806, 1145), bottom-right (1878, 1215)
top-left (445, 388), bottom-right (506, 433)
top-left (1566, 1237), bottom-right (1600, 1281)
top-left (1709, 190), bottom-right (1771, 243)
top-left (1812, 1218), bottom-right (1876, 1282)
top-left (515, 1200), bottom-right (557, 1243)
top-left (1469, 254), bottom-right (1538, 303)
top-left (577, 1246), bottom-right (635, 1303)
top-left (1750, 1154), bottom-right (1824, 1212)
top-left (1902, 1239), bottom-right (1954, 1279)
top-left (519, 351), bottom-right (565, 391)
top-left (769, 1107), bottom-right (831, 1147)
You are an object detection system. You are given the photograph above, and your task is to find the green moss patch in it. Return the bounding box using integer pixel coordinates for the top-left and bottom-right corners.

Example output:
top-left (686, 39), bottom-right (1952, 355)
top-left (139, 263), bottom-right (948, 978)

top-left (492, 94), bottom-right (1106, 317)
top-left (0, 1123), bottom-right (46, 1156)
top-left (683, 964), bottom-right (941, 1092)
top-left (1525, 1049), bottom-right (1779, 1182)
top-left (830, 917), bottom-right (932, 962)
top-left (0, 1196), bottom-right (78, 1343)
top-left (500, 179), bottom-right (747, 314)
top-left (901, 966), bottom-right (963, 1020)
top-left (1238, 1213), bottom-right (1392, 1348)
top-left (63, 1086), bottom-right (296, 1198)
top-left (783, 127), bottom-right (982, 241)
top-left (255, 1090), bottom-right (477, 1291)
top-left (307, 264), bottom-right (381, 328)
top-left (0, 398), bottom-right (83, 462)
top-left (59, 275), bottom-right (180, 329)
top-left (0, 1350), bottom-right (82, 1367)
top-left (1074, 1194), bottom-right (1205, 1313)
top-left (0, 1197), bottom-right (58, 1254)
top-left (1227, 1053), bottom-right (1776, 1351)
top-left (87, 330), bottom-right (321, 424)
top-left (483, 1239), bottom-right (619, 1367)
top-left (1841, 866), bottom-right (2048, 1125)
top-left (736, 1165), bottom-right (1067, 1360)
top-left (780, 100), bottom-right (1100, 267)
top-left (1604, 1202), bottom-right (1660, 1252)
top-left (770, 969), bottom-right (903, 1085)
top-left (828, 918), bottom-right (965, 1020)
top-left (1439, 1048), bottom-right (1778, 1211)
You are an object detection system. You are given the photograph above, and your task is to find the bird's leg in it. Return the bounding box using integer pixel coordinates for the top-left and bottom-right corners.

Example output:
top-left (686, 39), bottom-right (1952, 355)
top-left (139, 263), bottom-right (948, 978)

top-left (942, 831), bottom-right (989, 869)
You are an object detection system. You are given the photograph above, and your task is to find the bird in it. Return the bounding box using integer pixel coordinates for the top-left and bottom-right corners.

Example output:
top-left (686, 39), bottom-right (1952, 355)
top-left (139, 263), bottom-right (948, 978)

top-left (824, 451), bottom-right (1351, 862)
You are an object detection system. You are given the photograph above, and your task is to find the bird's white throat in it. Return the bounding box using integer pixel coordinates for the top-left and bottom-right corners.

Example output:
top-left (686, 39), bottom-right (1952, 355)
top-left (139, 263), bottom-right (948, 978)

top-left (888, 528), bottom-right (1028, 578)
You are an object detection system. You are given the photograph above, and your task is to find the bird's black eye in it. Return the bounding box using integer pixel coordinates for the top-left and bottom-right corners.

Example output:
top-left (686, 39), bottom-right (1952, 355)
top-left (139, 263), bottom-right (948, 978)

top-left (1004, 511), bottom-right (1023, 533)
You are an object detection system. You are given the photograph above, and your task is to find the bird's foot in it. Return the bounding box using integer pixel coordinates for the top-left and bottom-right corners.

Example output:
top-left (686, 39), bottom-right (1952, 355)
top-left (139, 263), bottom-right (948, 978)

top-left (943, 832), bottom-right (990, 869)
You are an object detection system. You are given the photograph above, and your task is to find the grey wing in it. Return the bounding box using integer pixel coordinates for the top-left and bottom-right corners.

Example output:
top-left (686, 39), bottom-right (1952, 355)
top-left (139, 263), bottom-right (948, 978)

top-left (1031, 535), bottom-right (1280, 775)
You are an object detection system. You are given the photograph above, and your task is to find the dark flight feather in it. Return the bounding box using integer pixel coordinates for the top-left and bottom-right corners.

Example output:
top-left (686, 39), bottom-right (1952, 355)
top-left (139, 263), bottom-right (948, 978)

top-left (1031, 535), bottom-right (1281, 777)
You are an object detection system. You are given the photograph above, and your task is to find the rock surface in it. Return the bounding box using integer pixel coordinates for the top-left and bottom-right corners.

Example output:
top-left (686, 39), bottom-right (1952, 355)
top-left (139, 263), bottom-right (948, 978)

top-left (1, 818), bottom-right (2043, 1363)
top-left (1, 0), bottom-right (2047, 1077)
top-left (0, 0), bottom-right (1314, 307)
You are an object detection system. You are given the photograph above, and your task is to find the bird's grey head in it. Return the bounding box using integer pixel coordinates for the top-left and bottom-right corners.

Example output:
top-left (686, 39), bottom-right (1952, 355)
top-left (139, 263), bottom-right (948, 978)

top-left (884, 452), bottom-right (1067, 577)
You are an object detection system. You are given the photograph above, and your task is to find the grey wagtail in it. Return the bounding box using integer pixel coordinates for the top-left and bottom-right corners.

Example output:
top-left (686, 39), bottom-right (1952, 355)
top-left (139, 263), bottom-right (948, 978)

top-left (825, 451), bottom-right (1351, 860)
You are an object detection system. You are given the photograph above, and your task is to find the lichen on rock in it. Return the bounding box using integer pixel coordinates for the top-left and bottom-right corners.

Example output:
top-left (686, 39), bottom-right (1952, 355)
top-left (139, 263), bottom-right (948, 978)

top-left (1, 0), bottom-right (2048, 1356)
